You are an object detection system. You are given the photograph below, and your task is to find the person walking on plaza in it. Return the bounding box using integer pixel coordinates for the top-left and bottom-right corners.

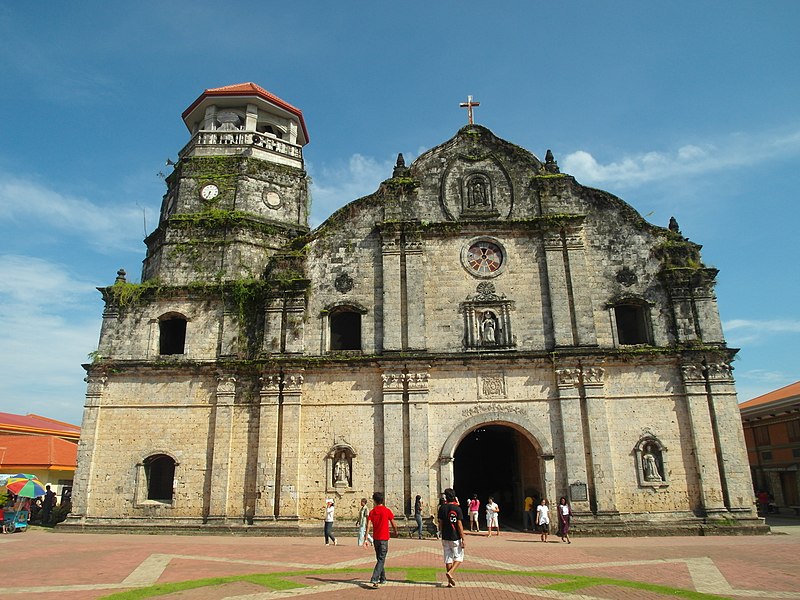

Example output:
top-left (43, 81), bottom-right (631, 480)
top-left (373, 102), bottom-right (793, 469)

top-left (357, 497), bottom-right (372, 547)
top-left (557, 496), bottom-right (572, 543)
top-left (413, 494), bottom-right (424, 539)
top-left (536, 498), bottom-right (550, 542)
top-left (323, 498), bottom-right (337, 546)
top-left (523, 495), bottom-right (535, 531)
top-left (485, 496), bottom-right (500, 536)
top-left (364, 491), bottom-right (398, 588)
top-left (438, 488), bottom-right (466, 588)
top-left (41, 484), bottom-right (57, 525)
top-left (468, 493), bottom-right (480, 532)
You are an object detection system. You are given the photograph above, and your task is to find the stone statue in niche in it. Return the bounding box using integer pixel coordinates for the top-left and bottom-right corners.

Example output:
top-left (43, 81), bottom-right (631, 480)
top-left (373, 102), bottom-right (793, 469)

top-left (465, 175), bottom-right (492, 210)
top-left (481, 311), bottom-right (498, 344)
top-left (642, 444), bottom-right (662, 482)
top-left (333, 451), bottom-right (351, 486)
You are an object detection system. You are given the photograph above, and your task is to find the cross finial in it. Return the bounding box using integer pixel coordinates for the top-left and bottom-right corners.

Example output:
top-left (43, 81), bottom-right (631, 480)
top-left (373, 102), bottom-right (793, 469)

top-left (459, 95), bottom-right (480, 125)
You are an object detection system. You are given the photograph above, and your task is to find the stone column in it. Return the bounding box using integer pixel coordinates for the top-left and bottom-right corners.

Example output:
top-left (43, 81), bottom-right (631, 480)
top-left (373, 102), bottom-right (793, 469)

top-left (706, 362), bottom-right (758, 515)
top-left (543, 232), bottom-right (574, 346)
top-left (681, 363), bottom-right (727, 516)
top-left (219, 308), bottom-right (239, 357)
top-left (262, 298), bottom-right (284, 354)
top-left (381, 226), bottom-right (403, 351)
top-left (70, 373), bottom-right (107, 520)
top-left (283, 296), bottom-right (306, 354)
top-left (381, 371), bottom-right (406, 510)
top-left (208, 375), bottom-right (237, 522)
top-left (693, 276), bottom-right (725, 344)
top-left (277, 372), bottom-right (304, 519)
top-left (404, 232), bottom-right (426, 350)
top-left (563, 227), bottom-right (597, 346)
top-left (554, 367), bottom-right (590, 513)
top-left (407, 369), bottom-right (431, 507)
top-left (254, 374), bottom-right (281, 521)
top-left (582, 366), bottom-right (618, 515)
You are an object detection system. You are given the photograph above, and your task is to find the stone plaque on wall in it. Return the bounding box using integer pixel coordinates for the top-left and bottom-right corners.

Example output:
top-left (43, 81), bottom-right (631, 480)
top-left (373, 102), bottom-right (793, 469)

top-left (569, 482), bottom-right (588, 502)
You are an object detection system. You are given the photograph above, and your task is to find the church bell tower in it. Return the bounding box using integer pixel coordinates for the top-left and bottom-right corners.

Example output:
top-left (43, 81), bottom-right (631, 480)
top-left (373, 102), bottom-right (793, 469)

top-left (142, 83), bottom-right (310, 284)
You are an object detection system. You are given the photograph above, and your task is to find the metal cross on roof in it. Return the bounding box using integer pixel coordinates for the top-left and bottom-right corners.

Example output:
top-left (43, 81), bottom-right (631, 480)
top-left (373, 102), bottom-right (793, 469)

top-left (459, 95), bottom-right (480, 125)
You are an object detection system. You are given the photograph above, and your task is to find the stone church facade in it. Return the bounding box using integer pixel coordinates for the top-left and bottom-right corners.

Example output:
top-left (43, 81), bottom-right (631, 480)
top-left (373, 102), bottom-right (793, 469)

top-left (67, 83), bottom-right (761, 534)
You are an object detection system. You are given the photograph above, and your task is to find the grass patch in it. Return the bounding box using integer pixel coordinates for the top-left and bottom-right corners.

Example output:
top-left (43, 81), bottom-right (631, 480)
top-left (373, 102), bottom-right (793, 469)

top-left (100, 566), bottom-right (732, 599)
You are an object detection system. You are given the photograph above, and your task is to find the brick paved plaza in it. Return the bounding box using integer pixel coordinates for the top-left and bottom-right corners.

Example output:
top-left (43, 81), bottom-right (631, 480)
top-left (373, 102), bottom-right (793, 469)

top-left (1, 518), bottom-right (798, 599)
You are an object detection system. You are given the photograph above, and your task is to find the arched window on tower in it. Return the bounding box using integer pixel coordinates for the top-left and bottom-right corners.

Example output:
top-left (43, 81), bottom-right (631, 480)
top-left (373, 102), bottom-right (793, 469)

top-left (143, 454), bottom-right (176, 502)
top-left (159, 313), bottom-right (187, 355)
top-left (611, 300), bottom-right (651, 346)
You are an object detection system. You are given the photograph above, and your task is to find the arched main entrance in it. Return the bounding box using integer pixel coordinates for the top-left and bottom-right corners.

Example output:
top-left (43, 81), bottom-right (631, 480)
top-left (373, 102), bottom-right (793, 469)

top-left (452, 424), bottom-right (542, 527)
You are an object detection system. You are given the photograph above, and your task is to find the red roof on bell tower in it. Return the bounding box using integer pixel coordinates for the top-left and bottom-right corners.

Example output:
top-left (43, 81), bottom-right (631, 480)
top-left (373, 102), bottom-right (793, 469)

top-left (181, 83), bottom-right (309, 144)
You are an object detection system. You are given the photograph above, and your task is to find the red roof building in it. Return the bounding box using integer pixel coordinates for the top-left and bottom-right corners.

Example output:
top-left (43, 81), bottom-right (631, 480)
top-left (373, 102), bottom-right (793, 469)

top-left (740, 381), bottom-right (800, 510)
top-left (0, 413), bottom-right (79, 497)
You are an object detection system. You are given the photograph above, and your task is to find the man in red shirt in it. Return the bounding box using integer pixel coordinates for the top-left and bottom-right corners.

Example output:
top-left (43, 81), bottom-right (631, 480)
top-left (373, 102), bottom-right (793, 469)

top-left (363, 491), bottom-right (399, 588)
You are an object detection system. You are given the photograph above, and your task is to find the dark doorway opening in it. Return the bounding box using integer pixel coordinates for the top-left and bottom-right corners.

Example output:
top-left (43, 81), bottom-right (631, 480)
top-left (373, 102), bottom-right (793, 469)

top-left (452, 424), bottom-right (541, 530)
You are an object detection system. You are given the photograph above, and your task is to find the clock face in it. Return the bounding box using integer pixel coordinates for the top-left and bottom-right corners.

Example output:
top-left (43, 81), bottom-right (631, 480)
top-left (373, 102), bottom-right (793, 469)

top-left (464, 240), bottom-right (504, 276)
top-left (263, 190), bottom-right (282, 209)
top-left (199, 184), bottom-right (219, 200)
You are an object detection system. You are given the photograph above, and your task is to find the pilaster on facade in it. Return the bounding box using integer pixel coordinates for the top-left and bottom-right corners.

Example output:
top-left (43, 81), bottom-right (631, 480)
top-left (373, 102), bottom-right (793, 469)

top-left (403, 231), bottom-right (427, 351)
top-left (705, 361), bottom-right (757, 515)
top-left (680, 362), bottom-right (728, 516)
top-left (219, 308), bottom-right (239, 357)
top-left (254, 374), bottom-right (281, 521)
top-left (381, 369), bottom-right (408, 511)
top-left (380, 226), bottom-right (403, 351)
top-left (262, 298), bottom-right (284, 354)
top-left (544, 234), bottom-right (573, 346)
top-left (277, 371), bottom-right (304, 519)
top-left (207, 375), bottom-right (237, 522)
top-left (554, 366), bottom-right (590, 513)
top-left (581, 366), bottom-right (618, 515)
top-left (562, 226), bottom-right (598, 346)
top-left (71, 373), bottom-right (109, 518)
top-left (282, 295), bottom-right (307, 354)
top-left (406, 366), bottom-right (431, 510)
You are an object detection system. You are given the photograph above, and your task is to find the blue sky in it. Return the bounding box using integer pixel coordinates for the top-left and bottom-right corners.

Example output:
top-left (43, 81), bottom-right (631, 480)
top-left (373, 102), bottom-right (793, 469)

top-left (1, 2), bottom-right (798, 425)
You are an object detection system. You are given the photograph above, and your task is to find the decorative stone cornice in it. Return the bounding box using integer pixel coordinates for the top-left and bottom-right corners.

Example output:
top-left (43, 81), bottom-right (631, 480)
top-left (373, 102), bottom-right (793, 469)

top-left (382, 372), bottom-right (405, 391)
top-left (556, 368), bottom-right (581, 388)
top-left (681, 363), bottom-right (705, 383)
top-left (407, 372), bottom-right (430, 391)
top-left (706, 362), bottom-right (733, 381)
top-left (583, 367), bottom-right (605, 386)
top-left (216, 375), bottom-right (236, 395)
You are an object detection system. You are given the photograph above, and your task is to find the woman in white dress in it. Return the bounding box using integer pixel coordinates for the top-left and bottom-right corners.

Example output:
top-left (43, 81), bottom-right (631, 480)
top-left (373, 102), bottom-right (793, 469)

top-left (536, 498), bottom-right (550, 543)
top-left (485, 497), bottom-right (500, 536)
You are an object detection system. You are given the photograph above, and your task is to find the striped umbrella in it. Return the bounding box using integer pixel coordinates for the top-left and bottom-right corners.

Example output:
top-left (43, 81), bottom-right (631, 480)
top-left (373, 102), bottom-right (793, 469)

top-left (5, 474), bottom-right (46, 498)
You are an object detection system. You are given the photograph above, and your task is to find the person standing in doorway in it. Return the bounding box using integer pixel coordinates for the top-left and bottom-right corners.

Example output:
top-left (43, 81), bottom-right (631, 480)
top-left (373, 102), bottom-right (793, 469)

top-left (413, 495), bottom-right (424, 539)
top-left (324, 498), bottom-right (337, 546)
top-left (557, 496), bottom-right (572, 543)
top-left (356, 497), bottom-right (372, 547)
top-left (468, 494), bottom-right (481, 532)
top-left (485, 496), bottom-right (500, 536)
top-left (523, 495), bottom-right (535, 531)
top-left (438, 488), bottom-right (466, 588)
top-left (536, 498), bottom-right (550, 542)
top-left (364, 491), bottom-right (398, 589)
top-left (42, 485), bottom-right (57, 525)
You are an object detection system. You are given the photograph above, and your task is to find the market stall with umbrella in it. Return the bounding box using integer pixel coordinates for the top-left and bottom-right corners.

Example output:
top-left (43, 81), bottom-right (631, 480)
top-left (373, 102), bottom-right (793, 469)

top-left (2, 473), bottom-right (45, 532)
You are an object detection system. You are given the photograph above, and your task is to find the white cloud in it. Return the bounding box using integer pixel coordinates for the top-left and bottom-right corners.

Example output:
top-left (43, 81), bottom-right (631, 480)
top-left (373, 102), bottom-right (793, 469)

top-left (722, 318), bottom-right (800, 347)
top-left (562, 128), bottom-right (800, 189)
top-left (0, 255), bottom-right (100, 424)
top-left (0, 173), bottom-right (149, 253)
top-left (307, 154), bottom-right (399, 226)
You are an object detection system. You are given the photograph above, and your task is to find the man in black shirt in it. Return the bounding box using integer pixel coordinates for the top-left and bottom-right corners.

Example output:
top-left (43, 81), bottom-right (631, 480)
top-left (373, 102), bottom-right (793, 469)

top-left (437, 488), bottom-right (466, 588)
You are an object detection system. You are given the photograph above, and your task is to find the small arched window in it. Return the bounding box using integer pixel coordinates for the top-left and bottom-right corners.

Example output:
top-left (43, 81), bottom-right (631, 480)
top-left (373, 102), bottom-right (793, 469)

top-left (144, 454), bottom-right (176, 501)
top-left (330, 310), bottom-right (362, 351)
top-left (613, 302), bottom-right (650, 345)
top-left (159, 314), bottom-right (187, 355)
